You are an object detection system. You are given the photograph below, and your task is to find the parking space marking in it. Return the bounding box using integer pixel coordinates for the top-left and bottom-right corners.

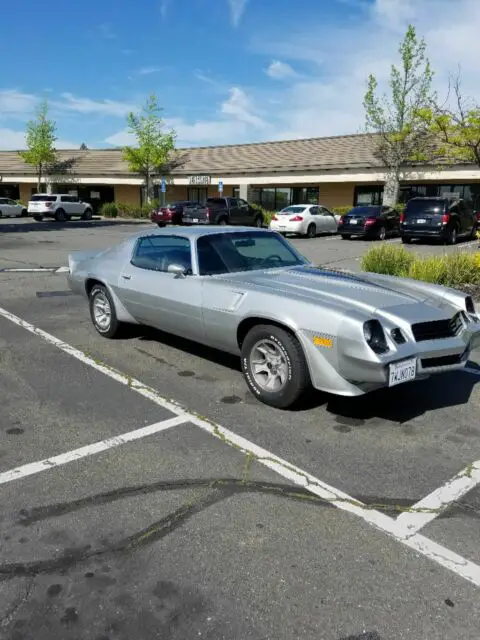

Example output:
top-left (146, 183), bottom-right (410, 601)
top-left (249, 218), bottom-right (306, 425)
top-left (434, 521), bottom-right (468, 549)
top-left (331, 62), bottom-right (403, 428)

top-left (1, 303), bottom-right (480, 587)
top-left (0, 416), bottom-right (186, 486)
top-left (395, 459), bottom-right (480, 534)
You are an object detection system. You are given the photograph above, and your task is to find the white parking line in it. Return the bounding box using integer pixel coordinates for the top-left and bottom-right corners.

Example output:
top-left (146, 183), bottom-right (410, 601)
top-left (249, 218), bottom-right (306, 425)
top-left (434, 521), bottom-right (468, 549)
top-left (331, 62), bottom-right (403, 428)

top-left (0, 304), bottom-right (479, 587)
top-left (0, 415), bottom-right (186, 486)
top-left (395, 460), bottom-right (480, 535)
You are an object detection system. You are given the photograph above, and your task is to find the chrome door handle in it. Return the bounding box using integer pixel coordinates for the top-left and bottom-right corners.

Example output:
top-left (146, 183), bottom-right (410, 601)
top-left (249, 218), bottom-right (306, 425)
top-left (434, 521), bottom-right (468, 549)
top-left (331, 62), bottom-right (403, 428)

top-left (121, 274), bottom-right (131, 280)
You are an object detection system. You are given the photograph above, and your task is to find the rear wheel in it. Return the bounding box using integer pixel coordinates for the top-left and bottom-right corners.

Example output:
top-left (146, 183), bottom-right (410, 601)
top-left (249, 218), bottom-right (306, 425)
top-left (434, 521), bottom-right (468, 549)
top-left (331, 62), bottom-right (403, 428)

top-left (218, 217), bottom-right (228, 226)
top-left (341, 235), bottom-right (350, 240)
top-left (253, 215), bottom-right (263, 228)
top-left (401, 236), bottom-right (412, 244)
top-left (306, 223), bottom-right (316, 238)
top-left (157, 222), bottom-right (167, 228)
top-left (21, 209), bottom-right (28, 217)
top-left (89, 285), bottom-right (123, 339)
top-left (377, 226), bottom-right (386, 241)
top-left (33, 215), bottom-right (44, 222)
top-left (445, 226), bottom-right (457, 245)
top-left (241, 324), bottom-right (310, 409)
top-left (55, 208), bottom-right (66, 222)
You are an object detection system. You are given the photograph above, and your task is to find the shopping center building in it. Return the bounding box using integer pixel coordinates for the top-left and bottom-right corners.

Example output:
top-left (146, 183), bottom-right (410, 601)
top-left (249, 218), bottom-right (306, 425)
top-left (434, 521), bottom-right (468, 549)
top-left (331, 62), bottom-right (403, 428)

top-left (0, 133), bottom-right (479, 212)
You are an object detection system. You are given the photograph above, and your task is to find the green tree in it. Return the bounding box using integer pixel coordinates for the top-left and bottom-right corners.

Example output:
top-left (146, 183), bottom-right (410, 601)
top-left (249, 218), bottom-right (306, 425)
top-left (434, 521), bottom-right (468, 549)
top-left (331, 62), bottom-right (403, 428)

top-left (419, 74), bottom-right (480, 169)
top-left (363, 25), bottom-right (435, 205)
top-left (80, 142), bottom-right (88, 150)
top-left (123, 94), bottom-right (176, 203)
top-left (19, 101), bottom-right (57, 192)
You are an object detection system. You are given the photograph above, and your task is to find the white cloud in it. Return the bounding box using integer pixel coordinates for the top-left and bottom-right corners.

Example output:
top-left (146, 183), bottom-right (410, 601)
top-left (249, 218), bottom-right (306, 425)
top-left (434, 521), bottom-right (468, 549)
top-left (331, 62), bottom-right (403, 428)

top-left (56, 93), bottom-right (137, 117)
top-left (265, 60), bottom-right (297, 80)
top-left (136, 67), bottom-right (161, 76)
top-left (227, 0), bottom-right (248, 27)
top-left (0, 90), bottom-right (38, 118)
top-left (0, 128), bottom-right (77, 150)
top-left (221, 87), bottom-right (266, 128)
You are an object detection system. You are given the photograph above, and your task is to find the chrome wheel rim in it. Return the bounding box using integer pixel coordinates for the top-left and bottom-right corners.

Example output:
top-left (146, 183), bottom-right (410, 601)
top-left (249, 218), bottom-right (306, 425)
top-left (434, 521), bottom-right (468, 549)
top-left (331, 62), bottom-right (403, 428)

top-left (249, 339), bottom-right (288, 392)
top-left (93, 292), bottom-right (111, 331)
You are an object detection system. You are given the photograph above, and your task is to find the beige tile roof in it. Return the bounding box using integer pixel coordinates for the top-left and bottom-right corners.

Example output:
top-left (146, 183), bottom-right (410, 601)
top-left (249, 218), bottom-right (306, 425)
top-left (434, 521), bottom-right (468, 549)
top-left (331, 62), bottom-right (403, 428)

top-left (0, 133), bottom-right (387, 178)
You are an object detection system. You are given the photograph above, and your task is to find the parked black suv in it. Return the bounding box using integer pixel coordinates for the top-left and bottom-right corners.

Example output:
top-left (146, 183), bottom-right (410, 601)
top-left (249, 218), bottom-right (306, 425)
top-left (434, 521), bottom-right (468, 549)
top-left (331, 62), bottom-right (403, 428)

top-left (400, 196), bottom-right (477, 245)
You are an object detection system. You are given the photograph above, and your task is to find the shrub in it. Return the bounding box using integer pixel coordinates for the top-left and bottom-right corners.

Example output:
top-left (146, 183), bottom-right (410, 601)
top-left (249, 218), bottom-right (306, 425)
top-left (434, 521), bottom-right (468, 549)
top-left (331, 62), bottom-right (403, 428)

top-left (99, 202), bottom-right (118, 218)
top-left (361, 244), bottom-right (414, 276)
top-left (362, 245), bottom-right (480, 287)
top-left (251, 203), bottom-right (275, 226)
top-left (116, 203), bottom-right (153, 219)
top-left (331, 206), bottom-right (352, 216)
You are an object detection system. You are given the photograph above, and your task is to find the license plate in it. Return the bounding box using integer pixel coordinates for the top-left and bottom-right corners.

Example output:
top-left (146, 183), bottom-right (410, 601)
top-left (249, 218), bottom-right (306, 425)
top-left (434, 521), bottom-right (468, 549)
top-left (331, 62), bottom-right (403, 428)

top-left (349, 219), bottom-right (358, 225)
top-left (193, 218), bottom-right (199, 223)
top-left (278, 226), bottom-right (286, 230)
top-left (389, 358), bottom-right (417, 387)
top-left (416, 219), bottom-right (426, 224)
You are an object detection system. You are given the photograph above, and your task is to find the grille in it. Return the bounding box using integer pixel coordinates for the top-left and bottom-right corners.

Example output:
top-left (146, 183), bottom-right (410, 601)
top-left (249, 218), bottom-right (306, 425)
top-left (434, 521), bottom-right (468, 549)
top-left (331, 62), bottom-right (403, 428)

top-left (411, 312), bottom-right (463, 342)
top-left (421, 354), bottom-right (462, 368)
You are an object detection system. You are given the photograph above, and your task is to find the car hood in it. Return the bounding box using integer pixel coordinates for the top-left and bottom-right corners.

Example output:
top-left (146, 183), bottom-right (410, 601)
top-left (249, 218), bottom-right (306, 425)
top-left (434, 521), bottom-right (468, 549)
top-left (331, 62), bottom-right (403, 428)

top-left (216, 265), bottom-right (458, 320)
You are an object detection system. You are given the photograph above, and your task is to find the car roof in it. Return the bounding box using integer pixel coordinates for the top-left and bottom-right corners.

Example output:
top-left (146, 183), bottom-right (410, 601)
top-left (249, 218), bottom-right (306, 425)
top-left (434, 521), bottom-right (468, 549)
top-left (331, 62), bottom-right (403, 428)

top-left (409, 196), bottom-right (460, 201)
top-left (131, 225), bottom-right (273, 241)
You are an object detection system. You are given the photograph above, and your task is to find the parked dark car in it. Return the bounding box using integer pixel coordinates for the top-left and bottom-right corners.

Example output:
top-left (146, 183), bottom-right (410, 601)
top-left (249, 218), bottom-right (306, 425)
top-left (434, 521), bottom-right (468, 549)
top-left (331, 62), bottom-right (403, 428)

top-left (151, 201), bottom-right (198, 227)
top-left (182, 197), bottom-right (263, 227)
top-left (400, 196), bottom-right (477, 245)
top-left (339, 205), bottom-right (399, 240)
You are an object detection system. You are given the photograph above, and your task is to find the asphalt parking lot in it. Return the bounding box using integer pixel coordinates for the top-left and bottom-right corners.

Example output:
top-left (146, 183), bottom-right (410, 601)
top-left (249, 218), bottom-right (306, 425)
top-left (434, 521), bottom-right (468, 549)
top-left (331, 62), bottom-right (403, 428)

top-left (0, 218), bottom-right (480, 640)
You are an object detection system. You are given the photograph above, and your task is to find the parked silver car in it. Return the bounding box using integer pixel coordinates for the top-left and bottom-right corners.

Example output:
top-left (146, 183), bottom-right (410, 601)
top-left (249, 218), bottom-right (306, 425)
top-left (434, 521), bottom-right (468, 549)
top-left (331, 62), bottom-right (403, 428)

top-left (67, 226), bottom-right (480, 409)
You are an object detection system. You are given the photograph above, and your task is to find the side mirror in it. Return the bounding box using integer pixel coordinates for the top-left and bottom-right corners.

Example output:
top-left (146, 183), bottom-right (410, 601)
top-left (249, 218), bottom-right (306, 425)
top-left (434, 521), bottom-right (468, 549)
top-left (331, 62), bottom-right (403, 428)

top-left (167, 263), bottom-right (187, 278)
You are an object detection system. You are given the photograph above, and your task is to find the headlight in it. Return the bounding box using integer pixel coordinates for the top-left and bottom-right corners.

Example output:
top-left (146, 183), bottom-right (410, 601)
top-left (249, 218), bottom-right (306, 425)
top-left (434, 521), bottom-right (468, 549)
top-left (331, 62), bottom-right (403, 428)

top-left (363, 320), bottom-right (389, 354)
top-left (465, 296), bottom-right (476, 316)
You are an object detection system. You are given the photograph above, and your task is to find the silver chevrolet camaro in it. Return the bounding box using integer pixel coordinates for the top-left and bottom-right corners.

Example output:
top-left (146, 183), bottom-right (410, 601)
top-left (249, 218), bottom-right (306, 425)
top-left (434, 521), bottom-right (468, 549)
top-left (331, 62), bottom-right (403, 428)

top-left (67, 226), bottom-right (480, 409)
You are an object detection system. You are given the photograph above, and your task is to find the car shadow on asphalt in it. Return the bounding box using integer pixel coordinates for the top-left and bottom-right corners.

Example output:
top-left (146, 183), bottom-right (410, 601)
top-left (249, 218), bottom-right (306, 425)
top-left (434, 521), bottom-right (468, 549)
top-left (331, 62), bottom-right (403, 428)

top-left (323, 369), bottom-right (479, 424)
top-left (130, 326), bottom-right (479, 421)
top-left (0, 219), bottom-right (150, 234)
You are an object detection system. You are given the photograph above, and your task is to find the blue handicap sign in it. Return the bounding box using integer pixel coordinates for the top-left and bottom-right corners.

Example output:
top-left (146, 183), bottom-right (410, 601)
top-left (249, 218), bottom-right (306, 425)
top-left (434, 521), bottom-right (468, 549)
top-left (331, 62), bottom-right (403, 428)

top-left (218, 179), bottom-right (223, 193)
top-left (161, 178), bottom-right (166, 193)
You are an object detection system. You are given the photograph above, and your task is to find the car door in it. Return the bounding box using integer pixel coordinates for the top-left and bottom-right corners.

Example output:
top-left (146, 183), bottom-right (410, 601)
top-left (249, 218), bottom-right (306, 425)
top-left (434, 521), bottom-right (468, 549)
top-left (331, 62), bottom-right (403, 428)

top-left (226, 198), bottom-right (242, 224)
top-left (319, 207), bottom-right (338, 233)
top-left (7, 199), bottom-right (21, 217)
top-left (237, 198), bottom-right (254, 224)
top-left (115, 234), bottom-right (205, 342)
top-left (457, 200), bottom-right (472, 235)
top-left (0, 198), bottom-right (7, 217)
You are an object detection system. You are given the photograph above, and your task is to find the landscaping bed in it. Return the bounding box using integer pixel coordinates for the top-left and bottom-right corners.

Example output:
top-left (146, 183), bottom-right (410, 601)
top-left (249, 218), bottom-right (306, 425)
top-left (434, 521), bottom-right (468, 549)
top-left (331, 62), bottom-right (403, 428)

top-left (361, 244), bottom-right (480, 298)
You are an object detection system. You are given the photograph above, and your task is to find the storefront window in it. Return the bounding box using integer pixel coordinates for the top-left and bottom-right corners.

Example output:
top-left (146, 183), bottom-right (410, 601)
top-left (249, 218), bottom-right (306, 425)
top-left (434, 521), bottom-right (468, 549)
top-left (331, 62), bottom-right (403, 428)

top-left (275, 188), bottom-right (291, 210)
top-left (260, 188), bottom-right (276, 210)
top-left (354, 185), bottom-right (383, 205)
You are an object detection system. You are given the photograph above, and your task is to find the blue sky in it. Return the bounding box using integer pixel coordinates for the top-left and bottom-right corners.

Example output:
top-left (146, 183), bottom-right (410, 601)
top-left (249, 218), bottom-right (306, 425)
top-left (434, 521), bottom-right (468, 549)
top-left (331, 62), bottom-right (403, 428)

top-left (1, 0), bottom-right (479, 150)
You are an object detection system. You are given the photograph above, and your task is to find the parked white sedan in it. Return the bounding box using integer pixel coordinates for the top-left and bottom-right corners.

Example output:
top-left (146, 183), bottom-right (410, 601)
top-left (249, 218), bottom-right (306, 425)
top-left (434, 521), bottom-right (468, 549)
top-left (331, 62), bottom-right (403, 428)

top-left (0, 198), bottom-right (27, 218)
top-left (269, 204), bottom-right (339, 238)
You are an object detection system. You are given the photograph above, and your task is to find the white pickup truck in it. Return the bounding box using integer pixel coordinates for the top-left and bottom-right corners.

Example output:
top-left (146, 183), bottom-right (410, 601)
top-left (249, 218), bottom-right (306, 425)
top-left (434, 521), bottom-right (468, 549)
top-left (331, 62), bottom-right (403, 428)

top-left (28, 194), bottom-right (93, 222)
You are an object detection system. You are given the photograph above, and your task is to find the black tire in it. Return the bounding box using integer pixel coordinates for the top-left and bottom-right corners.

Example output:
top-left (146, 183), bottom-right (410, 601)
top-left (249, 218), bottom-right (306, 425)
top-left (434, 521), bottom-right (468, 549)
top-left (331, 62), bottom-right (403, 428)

top-left (341, 235), bottom-right (350, 240)
top-left (470, 223), bottom-right (477, 240)
top-left (33, 215), bottom-right (44, 222)
top-left (55, 208), bottom-right (66, 222)
top-left (21, 209), bottom-right (28, 217)
top-left (306, 223), bottom-right (316, 239)
top-left (89, 284), bottom-right (123, 339)
top-left (401, 236), bottom-right (412, 244)
top-left (445, 225), bottom-right (458, 245)
top-left (253, 215), bottom-right (263, 228)
top-left (82, 208), bottom-right (93, 221)
top-left (241, 324), bottom-right (310, 409)
top-left (217, 217), bottom-right (228, 226)
top-left (157, 222), bottom-right (167, 228)
top-left (377, 226), bottom-right (386, 241)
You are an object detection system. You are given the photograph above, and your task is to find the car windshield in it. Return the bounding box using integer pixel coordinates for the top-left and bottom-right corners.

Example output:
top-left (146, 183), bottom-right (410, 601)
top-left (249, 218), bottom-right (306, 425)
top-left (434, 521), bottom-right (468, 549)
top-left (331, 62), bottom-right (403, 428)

top-left (347, 207), bottom-right (380, 217)
top-left (277, 206), bottom-right (307, 215)
top-left (405, 200), bottom-right (445, 216)
top-left (197, 231), bottom-right (308, 275)
top-left (31, 195), bottom-right (56, 202)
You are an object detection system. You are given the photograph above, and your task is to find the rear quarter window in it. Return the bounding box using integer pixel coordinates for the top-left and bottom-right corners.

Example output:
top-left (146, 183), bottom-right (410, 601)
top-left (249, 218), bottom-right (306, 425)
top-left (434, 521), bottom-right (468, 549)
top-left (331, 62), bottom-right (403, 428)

top-left (405, 200), bottom-right (445, 215)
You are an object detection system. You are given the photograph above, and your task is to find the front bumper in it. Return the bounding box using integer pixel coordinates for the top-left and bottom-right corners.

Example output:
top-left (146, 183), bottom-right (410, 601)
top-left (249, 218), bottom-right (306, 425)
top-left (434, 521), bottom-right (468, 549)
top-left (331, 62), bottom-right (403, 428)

top-left (299, 316), bottom-right (480, 396)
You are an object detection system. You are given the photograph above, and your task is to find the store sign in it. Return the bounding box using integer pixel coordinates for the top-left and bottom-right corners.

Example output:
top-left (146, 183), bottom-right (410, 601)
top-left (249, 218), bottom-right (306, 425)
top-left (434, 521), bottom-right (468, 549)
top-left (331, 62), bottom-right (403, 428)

top-left (188, 175), bottom-right (211, 186)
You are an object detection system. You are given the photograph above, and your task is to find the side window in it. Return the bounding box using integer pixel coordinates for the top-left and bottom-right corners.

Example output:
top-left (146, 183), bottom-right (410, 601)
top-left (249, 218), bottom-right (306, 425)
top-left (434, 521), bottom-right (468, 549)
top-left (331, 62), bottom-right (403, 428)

top-left (8, 199), bottom-right (16, 205)
top-left (310, 206), bottom-right (320, 215)
top-left (458, 201), bottom-right (467, 214)
top-left (319, 207), bottom-right (333, 217)
top-left (197, 236), bottom-right (229, 275)
top-left (131, 236), bottom-right (192, 273)
top-left (228, 198), bottom-right (238, 207)
top-left (60, 196), bottom-right (71, 203)
top-left (237, 199), bottom-right (249, 208)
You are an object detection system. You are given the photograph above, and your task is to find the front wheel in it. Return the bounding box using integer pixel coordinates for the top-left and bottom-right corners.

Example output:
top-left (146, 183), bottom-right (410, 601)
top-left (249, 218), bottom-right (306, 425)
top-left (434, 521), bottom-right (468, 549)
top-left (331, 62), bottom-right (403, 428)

top-left (55, 208), bottom-right (66, 222)
top-left (241, 324), bottom-right (310, 409)
top-left (89, 285), bottom-right (123, 339)
top-left (82, 208), bottom-right (93, 221)
top-left (157, 222), bottom-right (167, 228)
top-left (21, 209), bottom-right (28, 217)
